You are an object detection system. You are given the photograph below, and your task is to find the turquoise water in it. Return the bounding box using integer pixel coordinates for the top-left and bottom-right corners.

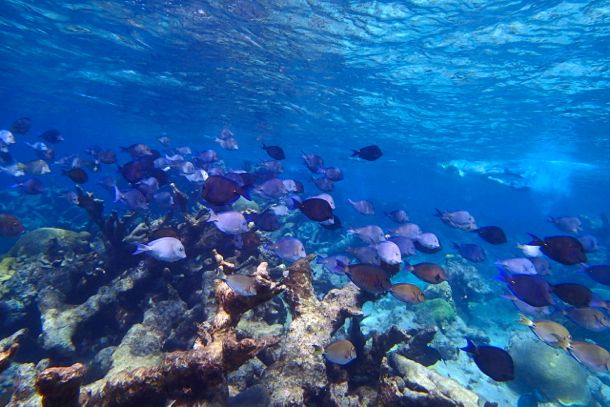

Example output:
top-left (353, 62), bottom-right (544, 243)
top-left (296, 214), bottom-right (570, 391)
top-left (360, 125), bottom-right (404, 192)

top-left (0, 1), bottom-right (609, 406)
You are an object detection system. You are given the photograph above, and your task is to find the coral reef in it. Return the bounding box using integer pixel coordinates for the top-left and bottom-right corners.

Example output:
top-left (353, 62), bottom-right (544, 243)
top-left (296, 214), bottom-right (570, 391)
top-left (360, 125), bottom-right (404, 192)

top-left (379, 352), bottom-right (481, 406)
top-left (509, 332), bottom-right (590, 405)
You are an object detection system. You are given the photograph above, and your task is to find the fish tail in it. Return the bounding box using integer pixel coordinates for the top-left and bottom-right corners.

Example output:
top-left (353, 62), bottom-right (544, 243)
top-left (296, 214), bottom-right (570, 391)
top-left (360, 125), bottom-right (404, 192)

top-left (496, 268), bottom-right (511, 283)
top-left (238, 185), bottom-right (252, 201)
top-left (434, 208), bottom-right (443, 217)
top-left (206, 209), bottom-right (218, 223)
top-left (527, 233), bottom-right (544, 246)
top-left (132, 244), bottom-right (151, 255)
top-left (517, 314), bottom-right (533, 326)
top-left (404, 262), bottom-right (414, 272)
top-left (262, 143), bottom-right (267, 149)
top-left (459, 338), bottom-right (477, 354)
top-left (350, 149), bottom-right (359, 157)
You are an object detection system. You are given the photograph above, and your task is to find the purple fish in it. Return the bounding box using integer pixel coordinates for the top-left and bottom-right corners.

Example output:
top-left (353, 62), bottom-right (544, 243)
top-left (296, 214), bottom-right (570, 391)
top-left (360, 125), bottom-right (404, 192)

top-left (322, 167), bottom-right (343, 181)
top-left (115, 186), bottom-right (148, 210)
top-left (207, 210), bottom-right (249, 235)
top-left (498, 270), bottom-right (553, 307)
top-left (435, 209), bottom-right (477, 231)
top-left (257, 178), bottom-right (288, 198)
top-left (385, 210), bottom-right (409, 224)
top-left (388, 235), bottom-right (416, 257)
top-left (578, 235), bottom-right (598, 253)
top-left (347, 246), bottom-right (381, 265)
top-left (415, 233), bottom-right (441, 252)
top-left (269, 237), bottom-right (306, 263)
top-left (375, 241), bottom-right (402, 265)
top-left (391, 223), bottom-right (422, 239)
top-left (348, 225), bottom-right (385, 244)
top-left (548, 216), bottom-right (582, 234)
top-left (312, 176), bottom-right (334, 192)
top-left (348, 199), bottom-right (375, 216)
top-left (302, 152), bottom-right (324, 173)
top-left (495, 258), bottom-right (537, 275)
top-left (316, 254), bottom-right (350, 275)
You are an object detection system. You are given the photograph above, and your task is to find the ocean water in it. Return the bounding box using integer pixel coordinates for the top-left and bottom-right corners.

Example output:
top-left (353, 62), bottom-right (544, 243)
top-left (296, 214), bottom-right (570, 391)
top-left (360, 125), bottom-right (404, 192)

top-left (0, 1), bottom-right (609, 406)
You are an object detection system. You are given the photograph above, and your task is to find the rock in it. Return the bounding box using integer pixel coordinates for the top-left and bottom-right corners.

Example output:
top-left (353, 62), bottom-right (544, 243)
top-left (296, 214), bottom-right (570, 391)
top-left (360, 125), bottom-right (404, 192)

top-left (379, 353), bottom-right (480, 406)
top-left (8, 228), bottom-right (90, 257)
top-left (509, 333), bottom-right (590, 405)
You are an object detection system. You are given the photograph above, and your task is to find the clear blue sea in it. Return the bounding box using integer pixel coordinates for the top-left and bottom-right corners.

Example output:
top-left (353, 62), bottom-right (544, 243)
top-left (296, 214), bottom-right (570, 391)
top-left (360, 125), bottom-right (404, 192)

top-left (0, 1), bottom-right (609, 406)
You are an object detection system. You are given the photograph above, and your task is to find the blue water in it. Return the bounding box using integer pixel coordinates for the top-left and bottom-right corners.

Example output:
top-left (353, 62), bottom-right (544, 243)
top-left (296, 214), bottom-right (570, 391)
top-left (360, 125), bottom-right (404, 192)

top-left (0, 1), bottom-right (610, 405)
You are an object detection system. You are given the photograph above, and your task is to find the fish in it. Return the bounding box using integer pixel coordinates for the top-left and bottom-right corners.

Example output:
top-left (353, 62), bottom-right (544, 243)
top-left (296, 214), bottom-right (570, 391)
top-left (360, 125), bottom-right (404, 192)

top-left (406, 262), bottom-right (447, 284)
top-left (216, 127), bottom-right (238, 150)
top-left (207, 210), bottom-right (249, 235)
top-left (348, 199), bottom-right (375, 215)
top-left (564, 307), bottom-right (610, 332)
top-left (282, 179), bottom-right (303, 193)
top-left (497, 271), bottom-right (553, 307)
top-left (114, 186), bottom-right (149, 211)
top-left (391, 223), bottom-right (422, 239)
top-left (196, 149), bottom-right (219, 164)
top-left (453, 243), bottom-right (486, 263)
top-left (257, 178), bottom-right (288, 198)
top-left (132, 237), bottom-right (186, 262)
top-left (225, 274), bottom-right (257, 296)
top-left (301, 152), bottom-right (324, 173)
top-left (501, 294), bottom-right (552, 318)
top-left (548, 216), bottom-right (582, 234)
top-left (375, 241), bottom-right (402, 265)
top-left (577, 235), bottom-right (598, 253)
top-left (551, 283), bottom-right (594, 308)
top-left (63, 168), bottom-right (89, 184)
top-left (321, 339), bottom-right (356, 365)
top-left (249, 209), bottom-right (281, 232)
top-left (262, 144), bottom-right (285, 160)
top-left (530, 257), bottom-right (551, 275)
top-left (343, 263), bottom-right (391, 294)
top-left (24, 160), bottom-right (51, 175)
top-left (435, 209), bottom-right (477, 231)
top-left (321, 167), bottom-right (343, 181)
top-left (473, 226), bottom-right (507, 244)
top-left (414, 232), bottom-right (441, 253)
top-left (528, 234), bottom-right (587, 265)
top-left (582, 265), bottom-right (610, 286)
top-left (293, 197), bottom-right (333, 222)
top-left (518, 315), bottom-right (571, 350)
top-left (390, 283), bottom-right (425, 304)
top-left (316, 254), bottom-right (351, 275)
top-left (495, 258), bottom-right (537, 275)
top-left (10, 117), bottom-right (31, 134)
top-left (39, 129), bottom-right (64, 143)
top-left (460, 339), bottom-right (514, 381)
top-left (517, 243), bottom-right (542, 258)
top-left (312, 176), bottom-right (334, 192)
top-left (25, 142), bottom-right (49, 152)
top-left (568, 341), bottom-right (610, 372)
top-left (347, 246), bottom-right (381, 265)
top-left (157, 136), bottom-right (171, 146)
top-left (269, 237), bottom-right (306, 263)
top-left (0, 163), bottom-right (25, 177)
top-left (0, 214), bottom-right (25, 236)
top-left (310, 193), bottom-right (335, 209)
top-left (388, 236), bottom-right (416, 257)
top-left (13, 178), bottom-right (44, 195)
top-left (201, 175), bottom-right (250, 206)
top-left (348, 225), bottom-right (385, 244)
top-left (0, 130), bottom-right (15, 145)
top-left (385, 209), bottom-right (409, 224)
top-left (351, 145), bottom-right (382, 161)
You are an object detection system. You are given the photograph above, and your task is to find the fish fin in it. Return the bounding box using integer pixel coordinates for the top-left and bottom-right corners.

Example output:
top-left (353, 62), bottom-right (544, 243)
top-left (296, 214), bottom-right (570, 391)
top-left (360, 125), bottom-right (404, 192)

top-left (452, 242), bottom-right (459, 250)
top-left (261, 143), bottom-right (267, 149)
top-left (527, 233), bottom-right (544, 246)
top-left (459, 338), bottom-right (477, 354)
top-left (517, 314), bottom-right (533, 326)
top-left (350, 149), bottom-right (359, 157)
top-left (113, 185), bottom-right (122, 203)
top-left (132, 244), bottom-right (151, 255)
top-left (238, 185), bottom-right (252, 201)
top-left (289, 196), bottom-right (303, 209)
top-left (207, 209), bottom-right (218, 223)
top-left (496, 268), bottom-right (511, 283)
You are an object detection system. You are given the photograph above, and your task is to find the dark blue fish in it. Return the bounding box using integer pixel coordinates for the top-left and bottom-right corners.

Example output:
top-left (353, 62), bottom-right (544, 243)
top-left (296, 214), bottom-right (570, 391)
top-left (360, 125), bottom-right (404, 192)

top-left (351, 145), bottom-right (382, 161)
top-left (249, 209), bottom-right (281, 232)
top-left (498, 270), bottom-right (553, 307)
top-left (39, 129), bottom-right (64, 143)
top-left (294, 197), bottom-right (333, 222)
top-left (528, 234), bottom-right (587, 265)
top-left (461, 339), bottom-right (514, 382)
top-left (201, 175), bottom-right (250, 206)
top-left (342, 263), bottom-right (391, 294)
top-left (473, 226), bottom-right (507, 244)
top-left (583, 264), bottom-right (610, 286)
top-left (262, 144), bottom-right (285, 160)
top-left (551, 283), bottom-right (593, 308)
top-left (453, 242), bottom-right (486, 262)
